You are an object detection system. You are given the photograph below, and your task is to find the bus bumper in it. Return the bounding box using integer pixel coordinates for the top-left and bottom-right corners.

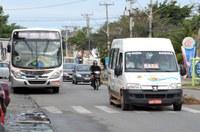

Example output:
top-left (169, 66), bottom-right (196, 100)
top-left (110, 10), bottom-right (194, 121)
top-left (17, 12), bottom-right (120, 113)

top-left (10, 75), bottom-right (62, 88)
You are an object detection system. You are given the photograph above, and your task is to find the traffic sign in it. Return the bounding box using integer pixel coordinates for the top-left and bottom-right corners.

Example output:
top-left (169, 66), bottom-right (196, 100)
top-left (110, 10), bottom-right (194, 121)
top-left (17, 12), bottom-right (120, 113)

top-left (195, 61), bottom-right (200, 78)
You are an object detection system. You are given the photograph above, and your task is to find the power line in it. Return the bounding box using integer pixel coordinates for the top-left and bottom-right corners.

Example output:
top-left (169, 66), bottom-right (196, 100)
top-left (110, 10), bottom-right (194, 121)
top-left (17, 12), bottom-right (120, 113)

top-left (4, 0), bottom-right (88, 11)
top-left (8, 16), bottom-right (119, 22)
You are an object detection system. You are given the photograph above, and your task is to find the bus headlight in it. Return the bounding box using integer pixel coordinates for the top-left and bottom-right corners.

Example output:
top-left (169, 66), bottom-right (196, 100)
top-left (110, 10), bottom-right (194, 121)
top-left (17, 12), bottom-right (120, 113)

top-left (126, 83), bottom-right (141, 89)
top-left (50, 71), bottom-right (62, 79)
top-left (12, 70), bottom-right (23, 79)
top-left (168, 83), bottom-right (181, 89)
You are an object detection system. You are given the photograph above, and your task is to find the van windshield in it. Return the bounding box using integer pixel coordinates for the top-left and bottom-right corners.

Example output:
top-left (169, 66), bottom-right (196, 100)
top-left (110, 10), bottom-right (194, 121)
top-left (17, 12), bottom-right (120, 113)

top-left (125, 51), bottom-right (178, 72)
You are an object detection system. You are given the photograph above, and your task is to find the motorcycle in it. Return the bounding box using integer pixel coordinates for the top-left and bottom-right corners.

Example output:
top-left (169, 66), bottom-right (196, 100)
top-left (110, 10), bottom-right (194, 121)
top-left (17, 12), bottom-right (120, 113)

top-left (92, 71), bottom-right (101, 90)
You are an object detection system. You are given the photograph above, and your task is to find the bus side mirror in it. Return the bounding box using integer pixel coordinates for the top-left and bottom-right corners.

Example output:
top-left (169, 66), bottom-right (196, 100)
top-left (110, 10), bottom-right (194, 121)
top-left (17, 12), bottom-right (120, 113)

top-left (179, 65), bottom-right (186, 76)
top-left (7, 45), bottom-right (11, 53)
top-left (114, 65), bottom-right (122, 76)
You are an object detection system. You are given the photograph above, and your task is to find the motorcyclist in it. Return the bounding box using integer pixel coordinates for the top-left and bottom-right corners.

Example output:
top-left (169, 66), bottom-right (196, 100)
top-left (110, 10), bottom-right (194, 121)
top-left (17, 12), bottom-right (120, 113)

top-left (90, 60), bottom-right (101, 87)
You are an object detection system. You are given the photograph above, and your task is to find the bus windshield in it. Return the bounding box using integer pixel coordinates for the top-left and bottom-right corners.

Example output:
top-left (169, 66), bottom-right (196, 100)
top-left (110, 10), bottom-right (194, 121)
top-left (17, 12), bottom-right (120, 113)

top-left (12, 39), bottom-right (62, 69)
top-left (125, 51), bottom-right (178, 72)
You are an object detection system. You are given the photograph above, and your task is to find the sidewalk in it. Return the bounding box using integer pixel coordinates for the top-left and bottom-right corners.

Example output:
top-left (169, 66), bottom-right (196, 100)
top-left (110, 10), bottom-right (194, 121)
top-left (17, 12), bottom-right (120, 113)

top-left (181, 77), bottom-right (192, 85)
top-left (181, 76), bottom-right (200, 87)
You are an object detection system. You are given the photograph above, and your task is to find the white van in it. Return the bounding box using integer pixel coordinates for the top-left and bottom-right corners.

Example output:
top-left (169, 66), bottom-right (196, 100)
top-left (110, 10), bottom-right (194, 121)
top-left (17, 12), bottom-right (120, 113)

top-left (108, 38), bottom-right (185, 111)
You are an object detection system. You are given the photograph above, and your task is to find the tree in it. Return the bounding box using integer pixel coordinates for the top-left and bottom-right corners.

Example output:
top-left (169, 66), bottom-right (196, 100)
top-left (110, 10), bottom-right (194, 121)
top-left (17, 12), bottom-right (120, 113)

top-left (0, 6), bottom-right (9, 37)
top-left (1, 23), bottom-right (22, 38)
top-left (151, 0), bottom-right (193, 37)
top-left (0, 6), bottom-right (23, 38)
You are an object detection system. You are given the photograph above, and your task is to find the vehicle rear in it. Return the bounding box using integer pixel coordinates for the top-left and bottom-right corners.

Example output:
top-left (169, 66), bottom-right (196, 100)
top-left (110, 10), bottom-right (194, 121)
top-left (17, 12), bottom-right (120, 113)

top-left (63, 63), bottom-right (76, 81)
top-left (0, 63), bottom-right (9, 79)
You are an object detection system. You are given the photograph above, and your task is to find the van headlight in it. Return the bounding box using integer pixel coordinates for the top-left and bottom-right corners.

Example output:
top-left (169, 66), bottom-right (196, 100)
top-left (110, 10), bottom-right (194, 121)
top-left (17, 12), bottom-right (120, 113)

top-left (126, 83), bottom-right (141, 89)
top-left (168, 83), bottom-right (181, 89)
top-left (50, 71), bottom-right (62, 79)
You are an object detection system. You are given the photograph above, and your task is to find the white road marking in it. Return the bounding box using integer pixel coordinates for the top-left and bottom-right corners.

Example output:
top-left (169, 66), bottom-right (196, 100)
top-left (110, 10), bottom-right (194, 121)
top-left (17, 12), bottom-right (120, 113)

top-left (42, 106), bottom-right (62, 114)
top-left (134, 111), bottom-right (149, 114)
top-left (72, 106), bottom-right (92, 114)
top-left (95, 106), bottom-right (119, 113)
top-left (163, 111), bottom-right (177, 114)
top-left (182, 106), bottom-right (200, 113)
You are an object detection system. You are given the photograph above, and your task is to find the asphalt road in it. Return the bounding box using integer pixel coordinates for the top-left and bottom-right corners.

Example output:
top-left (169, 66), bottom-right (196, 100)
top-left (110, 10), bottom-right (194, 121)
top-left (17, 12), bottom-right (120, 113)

top-left (25, 81), bottom-right (200, 132)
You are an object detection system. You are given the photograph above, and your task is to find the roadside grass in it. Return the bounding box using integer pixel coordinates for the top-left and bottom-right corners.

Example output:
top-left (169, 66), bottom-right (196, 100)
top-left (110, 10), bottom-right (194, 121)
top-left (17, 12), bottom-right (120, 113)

top-left (182, 83), bottom-right (200, 89)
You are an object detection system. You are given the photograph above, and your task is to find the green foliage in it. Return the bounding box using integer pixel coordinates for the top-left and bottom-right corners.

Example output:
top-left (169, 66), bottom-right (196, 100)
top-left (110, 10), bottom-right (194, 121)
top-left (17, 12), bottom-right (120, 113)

top-left (176, 53), bottom-right (183, 64)
top-left (0, 6), bottom-right (22, 38)
top-left (0, 23), bottom-right (22, 38)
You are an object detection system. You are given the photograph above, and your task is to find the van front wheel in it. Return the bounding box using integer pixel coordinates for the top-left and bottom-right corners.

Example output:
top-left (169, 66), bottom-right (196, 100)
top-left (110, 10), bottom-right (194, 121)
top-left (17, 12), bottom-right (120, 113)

top-left (121, 92), bottom-right (129, 111)
top-left (109, 89), bottom-right (114, 105)
top-left (173, 103), bottom-right (182, 111)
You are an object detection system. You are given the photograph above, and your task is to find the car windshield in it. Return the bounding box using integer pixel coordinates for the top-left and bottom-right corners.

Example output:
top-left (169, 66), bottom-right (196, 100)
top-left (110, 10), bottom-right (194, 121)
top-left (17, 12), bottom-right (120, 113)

top-left (63, 64), bottom-right (75, 69)
top-left (125, 51), bottom-right (178, 72)
top-left (76, 65), bottom-right (90, 71)
top-left (12, 39), bottom-right (62, 69)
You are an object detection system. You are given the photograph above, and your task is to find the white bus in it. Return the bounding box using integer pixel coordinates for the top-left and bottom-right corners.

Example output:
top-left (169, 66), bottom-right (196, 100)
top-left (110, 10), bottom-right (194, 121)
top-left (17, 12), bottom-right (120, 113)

top-left (8, 28), bottom-right (64, 93)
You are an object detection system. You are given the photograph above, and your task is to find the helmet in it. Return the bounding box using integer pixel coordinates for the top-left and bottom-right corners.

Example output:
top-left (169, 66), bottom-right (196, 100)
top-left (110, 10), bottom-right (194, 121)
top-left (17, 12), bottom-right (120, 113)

top-left (93, 60), bottom-right (98, 66)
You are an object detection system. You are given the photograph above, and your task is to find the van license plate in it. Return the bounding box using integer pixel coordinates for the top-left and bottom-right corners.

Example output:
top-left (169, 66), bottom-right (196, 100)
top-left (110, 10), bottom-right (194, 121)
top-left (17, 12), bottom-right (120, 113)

top-left (149, 99), bottom-right (162, 104)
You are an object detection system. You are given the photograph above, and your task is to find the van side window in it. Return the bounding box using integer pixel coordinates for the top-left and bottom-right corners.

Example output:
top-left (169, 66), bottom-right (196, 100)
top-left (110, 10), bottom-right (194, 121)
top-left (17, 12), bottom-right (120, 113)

top-left (118, 53), bottom-right (123, 68)
top-left (108, 49), bottom-right (114, 68)
top-left (111, 49), bottom-right (119, 69)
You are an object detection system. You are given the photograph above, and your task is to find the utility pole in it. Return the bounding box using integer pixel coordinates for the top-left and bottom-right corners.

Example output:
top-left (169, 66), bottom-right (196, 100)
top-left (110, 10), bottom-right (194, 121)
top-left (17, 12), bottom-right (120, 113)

top-left (149, 0), bottom-right (153, 38)
top-left (126, 0), bottom-right (133, 37)
top-left (126, 0), bottom-right (136, 37)
top-left (99, 2), bottom-right (114, 56)
top-left (82, 13), bottom-right (93, 64)
top-left (62, 26), bottom-right (79, 57)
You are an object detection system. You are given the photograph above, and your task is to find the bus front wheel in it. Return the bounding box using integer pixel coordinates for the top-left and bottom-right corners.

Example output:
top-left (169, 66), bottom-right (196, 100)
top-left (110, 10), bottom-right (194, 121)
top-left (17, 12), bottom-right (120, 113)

top-left (53, 87), bottom-right (59, 93)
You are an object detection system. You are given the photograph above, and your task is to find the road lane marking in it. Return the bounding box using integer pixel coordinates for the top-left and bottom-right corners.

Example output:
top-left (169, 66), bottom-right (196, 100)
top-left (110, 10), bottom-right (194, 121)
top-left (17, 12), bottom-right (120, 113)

top-left (163, 111), bottom-right (177, 113)
top-left (72, 106), bottom-right (92, 114)
top-left (42, 106), bottom-right (62, 114)
top-left (182, 106), bottom-right (200, 113)
top-left (95, 106), bottom-right (119, 113)
top-left (134, 111), bottom-right (149, 113)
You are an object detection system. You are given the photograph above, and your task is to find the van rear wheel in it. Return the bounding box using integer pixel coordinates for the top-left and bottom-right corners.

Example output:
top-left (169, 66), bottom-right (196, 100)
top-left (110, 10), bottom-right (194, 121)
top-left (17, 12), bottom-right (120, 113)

top-left (109, 89), bottom-right (114, 105)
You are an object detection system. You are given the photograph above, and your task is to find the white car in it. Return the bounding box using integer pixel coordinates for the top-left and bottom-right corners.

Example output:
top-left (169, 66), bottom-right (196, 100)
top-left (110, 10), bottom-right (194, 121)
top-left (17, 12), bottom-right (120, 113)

top-left (0, 62), bottom-right (9, 79)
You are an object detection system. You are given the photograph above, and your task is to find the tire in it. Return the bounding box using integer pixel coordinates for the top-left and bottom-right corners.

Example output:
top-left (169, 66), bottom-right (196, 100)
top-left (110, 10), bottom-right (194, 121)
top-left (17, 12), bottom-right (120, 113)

top-left (74, 78), bottom-right (78, 85)
top-left (13, 87), bottom-right (19, 94)
top-left (173, 103), bottom-right (182, 111)
top-left (121, 92), bottom-right (129, 111)
top-left (53, 87), bottom-right (59, 93)
top-left (95, 79), bottom-right (99, 90)
top-left (109, 89), bottom-right (114, 105)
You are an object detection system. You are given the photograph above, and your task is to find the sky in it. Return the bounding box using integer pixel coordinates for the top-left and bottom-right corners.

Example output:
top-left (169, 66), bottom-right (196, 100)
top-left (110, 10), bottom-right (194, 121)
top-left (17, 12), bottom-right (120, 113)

top-left (0, 0), bottom-right (199, 31)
